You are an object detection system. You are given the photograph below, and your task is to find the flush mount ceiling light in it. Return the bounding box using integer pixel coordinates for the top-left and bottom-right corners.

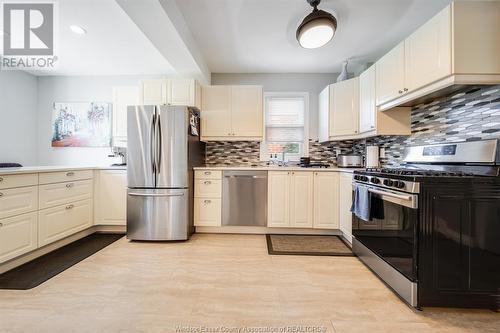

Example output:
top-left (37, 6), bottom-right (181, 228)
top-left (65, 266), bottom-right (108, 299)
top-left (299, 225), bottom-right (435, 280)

top-left (70, 25), bottom-right (87, 35)
top-left (296, 0), bottom-right (337, 49)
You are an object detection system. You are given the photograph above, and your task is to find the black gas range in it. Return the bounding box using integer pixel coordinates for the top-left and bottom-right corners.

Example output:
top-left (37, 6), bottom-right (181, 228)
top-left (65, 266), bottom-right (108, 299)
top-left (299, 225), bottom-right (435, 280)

top-left (351, 139), bottom-right (500, 310)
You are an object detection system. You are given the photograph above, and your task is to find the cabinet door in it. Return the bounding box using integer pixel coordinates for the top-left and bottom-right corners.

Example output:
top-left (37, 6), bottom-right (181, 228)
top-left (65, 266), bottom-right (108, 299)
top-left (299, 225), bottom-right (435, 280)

top-left (290, 172), bottom-right (313, 228)
top-left (95, 170), bottom-right (127, 225)
top-left (405, 6), bottom-right (451, 92)
top-left (376, 42), bottom-right (406, 106)
top-left (267, 171), bottom-right (290, 227)
top-left (167, 79), bottom-right (196, 107)
top-left (0, 212), bottom-right (37, 264)
top-left (330, 77), bottom-right (359, 137)
top-left (201, 86), bottom-right (232, 138)
top-left (113, 86), bottom-right (139, 146)
top-left (230, 86), bottom-right (263, 138)
top-left (339, 173), bottom-right (353, 243)
top-left (39, 179), bottom-right (92, 210)
top-left (38, 199), bottom-right (92, 246)
top-left (194, 198), bottom-right (221, 226)
top-left (318, 85), bottom-right (330, 142)
top-left (359, 66), bottom-right (376, 133)
top-left (313, 172), bottom-right (339, 229)
top-left (141, 79), bottom-right (167, 105)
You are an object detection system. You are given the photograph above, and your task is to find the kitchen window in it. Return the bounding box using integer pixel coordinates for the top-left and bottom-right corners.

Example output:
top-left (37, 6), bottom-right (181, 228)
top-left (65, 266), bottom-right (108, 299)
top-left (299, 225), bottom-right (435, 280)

top-left (260, 92), bottom-right (309, 162)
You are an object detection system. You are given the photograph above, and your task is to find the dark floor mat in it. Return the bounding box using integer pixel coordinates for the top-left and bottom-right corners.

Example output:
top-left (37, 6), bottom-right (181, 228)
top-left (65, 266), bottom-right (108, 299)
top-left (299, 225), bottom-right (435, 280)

top-left (0, 233), bottom-right (124, 290)
top-left (266, 234), bottom-right (354, 256)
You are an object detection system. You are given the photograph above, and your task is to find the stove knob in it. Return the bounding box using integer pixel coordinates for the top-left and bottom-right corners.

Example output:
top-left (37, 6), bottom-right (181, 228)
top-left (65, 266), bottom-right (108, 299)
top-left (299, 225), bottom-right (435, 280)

top-left (370, 177), bottom-right (380, 184)
top-left (383, 179), bottom-right (393, 187)
top-left (394, 181), bottom-right (406, 189)
top-left (361, 176), bottom-right (369, 182)
top-left (354, 175), bottom-right (361, 181)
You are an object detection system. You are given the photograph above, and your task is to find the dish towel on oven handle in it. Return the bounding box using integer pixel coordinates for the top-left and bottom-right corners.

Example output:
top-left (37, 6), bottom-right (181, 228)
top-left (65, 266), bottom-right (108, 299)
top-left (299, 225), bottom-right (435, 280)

top-left (350, 184), bottom-right (371, 221)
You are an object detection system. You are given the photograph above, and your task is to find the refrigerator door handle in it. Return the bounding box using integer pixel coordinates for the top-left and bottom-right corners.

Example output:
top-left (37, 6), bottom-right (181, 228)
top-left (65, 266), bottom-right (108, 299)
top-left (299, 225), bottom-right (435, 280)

top-left (150, 111), bottom-right (157, 178)
top-left (156, 111), bottom-right (163, 175)
top-left (128, 192), bottom-right (185, 197)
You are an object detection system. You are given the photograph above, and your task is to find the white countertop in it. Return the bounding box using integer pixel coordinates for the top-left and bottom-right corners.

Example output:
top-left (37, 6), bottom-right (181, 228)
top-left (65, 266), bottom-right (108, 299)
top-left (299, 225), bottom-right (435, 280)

top-left (0, 165), bottom-right (127, 175)
top-left (194, 165), bottom-right (362, 173)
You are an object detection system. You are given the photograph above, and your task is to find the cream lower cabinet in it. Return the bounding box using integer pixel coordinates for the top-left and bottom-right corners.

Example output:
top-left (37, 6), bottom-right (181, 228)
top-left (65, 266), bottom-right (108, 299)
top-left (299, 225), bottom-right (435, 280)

top-left (339, 173), bottom-right (353, 243)
top-left (194, 170), bottom-right (222, 227)
top-left (0, 186), bottom-right (38, 220)
top-left (0, 212), bottom-right (37, 263)
top-left (38, 199), bottom-right (93, 247)
top-left (268, 171), bottom-right (313, 228)
top-left (313, 172), bottom-right (339, 229)
top-left (94, 170), bottom-right (127, 226)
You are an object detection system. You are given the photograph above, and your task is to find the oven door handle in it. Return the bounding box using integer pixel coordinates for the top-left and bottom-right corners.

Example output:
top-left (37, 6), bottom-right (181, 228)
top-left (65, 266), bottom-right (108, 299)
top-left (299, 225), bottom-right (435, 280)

top-left (368, 188), bottom-right (412, 201)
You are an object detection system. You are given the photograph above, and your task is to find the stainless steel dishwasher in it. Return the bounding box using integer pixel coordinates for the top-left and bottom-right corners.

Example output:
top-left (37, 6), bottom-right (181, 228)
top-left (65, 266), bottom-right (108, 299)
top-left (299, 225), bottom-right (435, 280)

top-left (222, 170), bottom-right (267, 226)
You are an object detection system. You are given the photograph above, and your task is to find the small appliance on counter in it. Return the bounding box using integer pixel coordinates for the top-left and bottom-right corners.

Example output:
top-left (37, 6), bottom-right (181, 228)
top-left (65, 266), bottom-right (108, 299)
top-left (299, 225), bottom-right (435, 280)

top-left (299, 157), bottom-right (330, 168)
top-left (337, 153), bottom-right (363, 168)
top-left (108, 146), bottom-right (127, 166)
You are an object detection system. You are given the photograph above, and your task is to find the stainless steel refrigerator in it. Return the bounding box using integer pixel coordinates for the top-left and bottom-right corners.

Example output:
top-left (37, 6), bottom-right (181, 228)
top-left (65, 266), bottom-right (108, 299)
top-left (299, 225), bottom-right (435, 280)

top-left (126, 105), bottom-right (204, 241)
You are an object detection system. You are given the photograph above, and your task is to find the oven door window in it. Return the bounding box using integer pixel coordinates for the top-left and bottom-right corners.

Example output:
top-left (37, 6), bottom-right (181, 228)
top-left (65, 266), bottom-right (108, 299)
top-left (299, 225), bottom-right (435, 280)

top-left (352, 193), bottom-right (418, 281)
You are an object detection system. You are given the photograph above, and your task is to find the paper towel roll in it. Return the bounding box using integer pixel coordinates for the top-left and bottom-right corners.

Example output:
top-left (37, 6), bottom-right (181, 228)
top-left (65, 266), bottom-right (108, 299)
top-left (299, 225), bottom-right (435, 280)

top-left (366, 146), bottom-right (380, 168)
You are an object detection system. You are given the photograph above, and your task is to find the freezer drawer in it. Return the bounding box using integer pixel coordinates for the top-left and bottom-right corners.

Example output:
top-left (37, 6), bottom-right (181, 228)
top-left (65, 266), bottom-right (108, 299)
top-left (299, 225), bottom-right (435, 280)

top-left (127, 189), bottom-right (188, 241)
top-left (222, 171), bottom-right (267, 226)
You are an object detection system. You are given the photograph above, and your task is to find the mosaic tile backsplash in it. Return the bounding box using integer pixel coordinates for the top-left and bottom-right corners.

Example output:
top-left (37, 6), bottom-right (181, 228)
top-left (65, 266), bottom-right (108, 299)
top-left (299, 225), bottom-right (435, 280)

top-left (205, 85), bottom-right (500, 167)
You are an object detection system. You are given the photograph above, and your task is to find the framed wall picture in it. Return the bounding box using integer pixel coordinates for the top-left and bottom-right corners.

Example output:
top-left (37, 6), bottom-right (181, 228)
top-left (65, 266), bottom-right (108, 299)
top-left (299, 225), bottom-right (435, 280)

top-left (51, 102), bottom-right (112, 147)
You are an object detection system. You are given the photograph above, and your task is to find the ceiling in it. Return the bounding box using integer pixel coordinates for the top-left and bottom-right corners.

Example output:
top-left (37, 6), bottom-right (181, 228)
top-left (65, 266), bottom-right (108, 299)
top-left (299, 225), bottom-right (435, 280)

top-left (174, 0), bottom-right (452, 74)
top-left (36, 0), bottom-right (175, 76)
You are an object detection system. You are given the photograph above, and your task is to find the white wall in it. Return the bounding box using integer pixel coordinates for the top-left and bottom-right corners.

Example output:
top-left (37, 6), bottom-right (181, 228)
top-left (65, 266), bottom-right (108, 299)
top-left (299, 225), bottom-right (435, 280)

top-left (0, 71), bottom-right (38, 166)
top-left (211, 73), bottom-right (338, 139)
top-left (36, 75), bottom-right (160, 166)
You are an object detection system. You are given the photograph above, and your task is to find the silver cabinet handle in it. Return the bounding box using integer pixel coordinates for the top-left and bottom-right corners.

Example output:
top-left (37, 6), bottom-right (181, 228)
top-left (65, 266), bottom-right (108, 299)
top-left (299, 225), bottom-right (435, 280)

top-left (66, 183), bottom-right (74, 188)
top-left (0, 192), bottom-right (3, 197)
top-left (204, 199), bottom-right (211, 204)
top-left (0, 177), bottom-right (3, 182)
top-left (66, 204), bottom-right (75, 210)
top-left (398, 90), bottom-right (403, 94)
top-left (128, 192), bottom-right (184, 197)
top-left (204, 171), bottom-right (211, 175)
top-left (404, 88), bottom-right (408, 92)
top-left (204, 181), bottom-right (211, 185)
top-left (0, 222), bottom-right (3, 227)
top-left (66, 172), bottom-right (75, 176)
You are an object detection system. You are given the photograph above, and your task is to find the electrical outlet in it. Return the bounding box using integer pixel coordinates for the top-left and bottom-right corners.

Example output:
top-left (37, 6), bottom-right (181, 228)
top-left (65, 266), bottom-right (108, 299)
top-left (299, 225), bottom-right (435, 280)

top-left (380, 147), bottom-right (386, 158)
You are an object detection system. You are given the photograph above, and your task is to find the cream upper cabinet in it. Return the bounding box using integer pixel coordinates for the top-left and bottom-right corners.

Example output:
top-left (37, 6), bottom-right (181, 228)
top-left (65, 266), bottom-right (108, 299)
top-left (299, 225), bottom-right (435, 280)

top-left (313, 172), bottom-right (339, 229)
top-left (339, 173), bottom-right (353, 243)
top-left (331, 77), bottom-right (359, 137)
top-left (141, 79), bottom-right (166, 105)
top-left (230, 86), bottom-right (263, 137)
top-left (318, 78), bottom-right (359, 142)
top-left (404, 5), bottom-right (451, 92)
top-left (359, 65), bottom-right (376, 134)
top-left (201, 86), bottom-right (232, 137)
top-left (201, 85), bottom-right (263, 141)
top-left (376, 42), bottom-right (406, 106)
top-left (140, 78), bottom-right (201, 108)
top-left (289, 172), bottom-right (313, 228)
top-left (359, 65), bottom-right (412, 137)
top-left (113, 86), bottom-right (139, 147)
top-left (267, 171), bottom-right (290, 228)
top-left (94, 170), bottom-right (127, 226)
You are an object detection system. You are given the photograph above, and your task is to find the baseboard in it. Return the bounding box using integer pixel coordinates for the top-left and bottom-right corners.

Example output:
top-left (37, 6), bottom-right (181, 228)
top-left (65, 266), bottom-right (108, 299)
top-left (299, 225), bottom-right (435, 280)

top-left (195, 226), bottom-right (343, 235)
top-left (0, 225), bottom-right (126, 274)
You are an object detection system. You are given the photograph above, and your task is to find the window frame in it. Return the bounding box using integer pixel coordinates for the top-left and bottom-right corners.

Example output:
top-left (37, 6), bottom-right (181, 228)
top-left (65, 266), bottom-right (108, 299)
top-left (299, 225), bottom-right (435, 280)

top-left (260, 92), bottom-right (310, 162)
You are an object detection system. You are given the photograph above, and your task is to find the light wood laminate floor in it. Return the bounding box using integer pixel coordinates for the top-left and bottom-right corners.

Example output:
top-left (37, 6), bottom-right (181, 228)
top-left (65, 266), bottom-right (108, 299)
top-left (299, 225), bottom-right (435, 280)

top-left (0, 234), bottom-right (498, 333)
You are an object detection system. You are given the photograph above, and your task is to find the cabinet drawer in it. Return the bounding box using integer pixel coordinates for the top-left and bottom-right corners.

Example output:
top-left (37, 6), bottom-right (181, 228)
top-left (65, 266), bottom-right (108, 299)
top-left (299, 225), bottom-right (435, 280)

top-left (38, 199), bottom-right (92, 247)
top-left (0, 186), bottom-right (38, 219)
top-left (0, 212), bottom-right (38, 264)
top-left (194, 198), bottom-right (221, 226)
top-left (195, 170), bottom-right (222, 180)
top-left (0, 173), bottom-right (38, 190)
top-left (195, 179), bottom-right (222, 198)
top-left (39, 170), bottom-right (93, 185)
top-left (39, 179), bottom-right (93, 209)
